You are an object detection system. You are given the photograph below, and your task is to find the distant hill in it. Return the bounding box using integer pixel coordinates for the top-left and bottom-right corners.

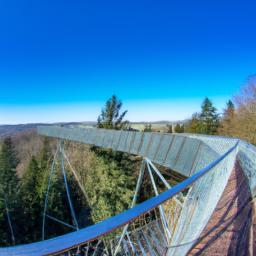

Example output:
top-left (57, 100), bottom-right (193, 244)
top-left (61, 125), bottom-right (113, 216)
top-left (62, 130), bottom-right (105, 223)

top-left (0, 122), bottom-right (97, 138)
top-left (0, 120), bottom-right (187, 138)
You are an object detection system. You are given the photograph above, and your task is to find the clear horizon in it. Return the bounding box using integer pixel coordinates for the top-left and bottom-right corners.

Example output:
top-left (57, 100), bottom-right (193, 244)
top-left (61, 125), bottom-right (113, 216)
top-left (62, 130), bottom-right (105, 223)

top-left (0, 1), bottom-right (255, 124)
top-left (0, 96), bottom-right (236, 125)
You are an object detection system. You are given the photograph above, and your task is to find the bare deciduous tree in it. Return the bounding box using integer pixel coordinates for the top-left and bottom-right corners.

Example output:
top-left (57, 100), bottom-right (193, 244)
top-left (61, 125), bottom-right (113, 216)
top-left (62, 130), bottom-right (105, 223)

top-left (219, 75), bottom-right (256, 145)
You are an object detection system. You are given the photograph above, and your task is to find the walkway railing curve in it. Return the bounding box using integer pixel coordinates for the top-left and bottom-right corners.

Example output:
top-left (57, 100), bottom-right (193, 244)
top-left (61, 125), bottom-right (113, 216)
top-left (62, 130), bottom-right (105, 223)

top-left (0, 140), bottom-right (239, 256)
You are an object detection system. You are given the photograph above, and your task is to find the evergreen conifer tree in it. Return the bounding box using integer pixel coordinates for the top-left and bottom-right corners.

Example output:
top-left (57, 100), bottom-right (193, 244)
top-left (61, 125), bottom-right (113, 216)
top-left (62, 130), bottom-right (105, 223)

top-left (97, 95), bottom-right (129, 129)
top-left (174, 124), bottom-right (181, 133)
top-left (180, 124), bottom-right (185, 133)
top-left (198, 97), bottom-right (219, 135)
top-left (143, 124), bottom-right (152, 132)
top-left (90, 95), bottom-right (136, 224)
top-left (86, 156), bottom-right (134, 223)
top-left (21, 156), bottom-right (42, 242)
top-left (0, 137), bottom-right (19, 245)
top-left (185, 113), bottom-right (200, 133)
top-left (218, 100), bottom-right (235, 136)
top-left (166, 124), bottom-right (173, 133)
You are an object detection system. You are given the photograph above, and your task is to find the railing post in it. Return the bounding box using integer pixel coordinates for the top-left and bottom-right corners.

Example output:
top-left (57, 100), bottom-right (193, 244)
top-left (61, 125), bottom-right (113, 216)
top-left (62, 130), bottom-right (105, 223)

top-left (4, 196), bottom-right (15, 245)
top-left (114, 158), bottom-right (146, 255)
top-left (60, 140), bottom-right (79, 231)
top-left (146, 160), bottom-right (172, 241)
top-left (42, 144), bottom-right (60, 240)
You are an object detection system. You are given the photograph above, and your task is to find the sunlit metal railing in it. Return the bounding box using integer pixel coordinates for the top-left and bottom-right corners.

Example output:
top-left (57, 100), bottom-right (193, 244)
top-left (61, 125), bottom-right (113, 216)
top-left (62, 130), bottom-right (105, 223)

top-left (0, 139), bottom-right (239, 256)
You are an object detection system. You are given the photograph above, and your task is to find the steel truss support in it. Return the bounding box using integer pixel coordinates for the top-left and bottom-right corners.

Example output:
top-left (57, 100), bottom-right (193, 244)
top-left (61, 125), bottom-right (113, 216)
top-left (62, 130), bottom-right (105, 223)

top-left (146, 158), bottom-right (183, 206)
top-left (3, 196), bottom-right (15, 245)
top-left (42, 143), bottom-right (60, 240)
top-left (114, 157), bottom-right (179, 255)
top-left (60, 141), bottom-right (79, 231)
top-left (114, 158), bottom-right (146, 256)
top-left (0, 187), bottom-right (16, 245)
top-left (146, 161), bottom-right (172, 240)
top-left (42, 141), bottom-right (79, 241)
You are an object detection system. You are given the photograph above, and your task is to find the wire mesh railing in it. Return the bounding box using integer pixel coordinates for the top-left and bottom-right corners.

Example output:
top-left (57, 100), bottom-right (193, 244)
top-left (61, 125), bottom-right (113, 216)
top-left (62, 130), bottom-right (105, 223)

top-left (0, 137), bottom-right (240, 256)
top-left (55, 195), bottom-right (183, 256)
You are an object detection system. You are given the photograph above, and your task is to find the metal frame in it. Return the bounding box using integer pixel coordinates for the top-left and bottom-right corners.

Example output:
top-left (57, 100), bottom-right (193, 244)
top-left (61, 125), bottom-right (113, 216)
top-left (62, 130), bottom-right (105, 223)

top-left (0, 138), bottom-right (239, 255)
top-left (114, 157), bottom-right (188, 255)
top-left (42, 141), bottom-right (79, 241)
top-left (0, 194), bottom-right (16, 245)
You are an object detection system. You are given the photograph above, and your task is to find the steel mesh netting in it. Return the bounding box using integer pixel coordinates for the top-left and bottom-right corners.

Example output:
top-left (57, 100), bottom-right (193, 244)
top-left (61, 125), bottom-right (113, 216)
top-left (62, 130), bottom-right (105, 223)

top-left (54, 191), bottom-right (184, 256)
top-left (167, 141), bottom-right (238, 256)
top-left (0, 128), bottom-right (244, 256)
top-left (61, 139), bottom-right (238, 256)
top-left (237, 141), bottom-right (256, 196)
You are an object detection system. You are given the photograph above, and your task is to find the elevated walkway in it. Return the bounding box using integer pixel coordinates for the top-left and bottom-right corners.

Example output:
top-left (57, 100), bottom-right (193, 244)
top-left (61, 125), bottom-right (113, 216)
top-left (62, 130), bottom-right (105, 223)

top-left (0, 126), bottom-right (255, 255)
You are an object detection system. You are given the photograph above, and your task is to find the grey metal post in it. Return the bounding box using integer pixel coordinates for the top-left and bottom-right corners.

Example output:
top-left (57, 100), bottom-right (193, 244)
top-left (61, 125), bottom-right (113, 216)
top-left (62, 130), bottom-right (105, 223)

top-left (62, 150), bottom-right (91, 204)
top-left (114, 158), bottom-right (146, 256)
top-left (60, 140), bottom-right (79, 231)
top-left (4, 196), bottom-right (15, 245)
top-left (146, 161), bottom-right (172, 241)
top-left (42, 144), bottom-right (60, 240)
top-left (146, 158), bottom-right (183, 206)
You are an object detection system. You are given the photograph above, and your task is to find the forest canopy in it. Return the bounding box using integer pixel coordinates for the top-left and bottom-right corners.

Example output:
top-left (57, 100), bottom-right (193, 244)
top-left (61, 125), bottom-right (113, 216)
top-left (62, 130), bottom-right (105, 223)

top-left (0, 78), bottom-right (255, 246)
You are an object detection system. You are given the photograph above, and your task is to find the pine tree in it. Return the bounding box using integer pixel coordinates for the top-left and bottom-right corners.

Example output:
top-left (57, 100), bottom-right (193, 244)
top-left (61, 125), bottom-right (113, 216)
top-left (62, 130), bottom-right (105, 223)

top-left (174, 124), bottom-right (180, 133)
top-left (174, 124), bottom-right (184, 133)
top-left (20, 139), bottom-right (71, 241)
top-left (143, 124), bottom-right (152, 132)
top-left (198, 97), bottom-right (219, 135)
top-left (0, 137), bottom-right (19, 195)
top-left (180, 124), bottom-right (185, 133)
top-left (97, 95), bottom-right (129, 130)
top-left (225, 100), bottom-right (235, 117)
top-left (39, 138), bottom-right (51, 172)
top-left (37, 138), bottom-right (52, 201)
top-left (166, 124), bottom-right (173, 133)
top-left (38, 140), bottom-right (76, 239)
top-left (21, 156), bottom-right (42, 242)
top-left (86, 156), bottom-right (134, 223)
top-left (38, 140), bottom-right (89, 239)
top-left (185, 113), bottom-right (200, 133)
top-left (90, 95), bottom-right (136, 225)
top-left (0, 137), bottom-right (19, 245)
top-left (20, 139), bottom-right (53, 242)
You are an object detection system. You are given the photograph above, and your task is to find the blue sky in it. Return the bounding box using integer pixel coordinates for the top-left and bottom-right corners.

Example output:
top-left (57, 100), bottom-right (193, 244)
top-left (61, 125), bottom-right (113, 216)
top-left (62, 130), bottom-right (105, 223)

top-left (0, 0), bottom-right (255, 124)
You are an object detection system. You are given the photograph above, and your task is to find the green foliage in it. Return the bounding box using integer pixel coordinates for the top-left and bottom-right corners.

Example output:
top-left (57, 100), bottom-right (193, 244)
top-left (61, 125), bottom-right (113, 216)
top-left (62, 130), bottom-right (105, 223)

top-left (86, 154), bottom-right (135, 223)
top-left (0, 137), bottom-right (19, 196)
top-left (42, 162), bottom-right (74, 238)
top-left (97, 95), bottom-right (129, 130)
top-left (186, 98), bottom-right (219, 135)
top-left (39, 138), bottom-right (52, 172)
top-left (226, 100), bottom-right (235, 114)
top-left (143, 123), bottom-right (152, 132)
top-left (20, 138), bottom-right (89, 241)
top-left (0, 137), bottom-right (20, 245)
top-left (19, 139), bottom-right (66, 241)
top-left (21, 156), bottom-right (42, 242)
top-left (218, 100), bottom-right (235, 136)
top-left (20, 138), bottom-right (53, 242)
top-left (198, 97), bottom-right (219, 135)
top-left (166, 124), bottom-right (172, 133)
top-left (185, 113), bottom-right (200, 133)
top-left (174, 124), bottom-right (184, 133)
top-left (91, 95), bottom-right (136, 224)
